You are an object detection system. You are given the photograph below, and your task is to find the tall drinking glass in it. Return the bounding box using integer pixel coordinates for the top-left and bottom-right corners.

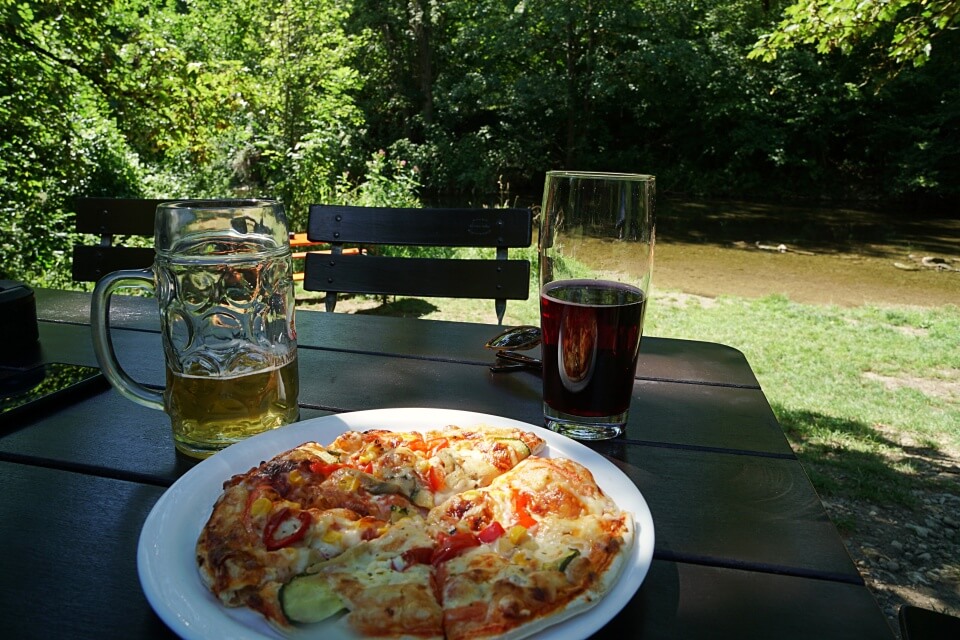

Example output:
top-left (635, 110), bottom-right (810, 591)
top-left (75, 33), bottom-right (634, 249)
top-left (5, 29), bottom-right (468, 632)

top-left (91, 199), bottom-right (300, 458)
top-left (539, 172), bottom-right (655, 440)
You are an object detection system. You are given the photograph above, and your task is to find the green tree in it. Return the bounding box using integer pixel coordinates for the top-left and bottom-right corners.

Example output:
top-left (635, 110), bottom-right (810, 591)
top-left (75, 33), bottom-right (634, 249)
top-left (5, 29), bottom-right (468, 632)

top-left (748, 0), bottom-right (960, 203)
top-left (0, 1), bottom-right (142, 286)
top-left (92, 0), bottom-right (366, 213)
top-left (1, 0), bottom-right (374, 285)
top-left (3, 0), bottom-right (958, 292)
top-left (750, 0), bottom-right (960, 68)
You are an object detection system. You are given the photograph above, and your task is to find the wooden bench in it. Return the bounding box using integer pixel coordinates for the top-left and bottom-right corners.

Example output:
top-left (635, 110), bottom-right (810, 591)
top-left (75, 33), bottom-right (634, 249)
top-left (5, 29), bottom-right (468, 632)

top-left (288, 232), bottom-right (361, 282)
top-left (301, 205), bottom-right (533, 324)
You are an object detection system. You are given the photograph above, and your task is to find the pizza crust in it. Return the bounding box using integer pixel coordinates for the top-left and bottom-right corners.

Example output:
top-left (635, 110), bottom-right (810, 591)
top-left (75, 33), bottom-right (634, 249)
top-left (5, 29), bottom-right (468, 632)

top-left (491, 512), bottom-right (635, 640)
top-left (436, 458), bottom-right (635, 640)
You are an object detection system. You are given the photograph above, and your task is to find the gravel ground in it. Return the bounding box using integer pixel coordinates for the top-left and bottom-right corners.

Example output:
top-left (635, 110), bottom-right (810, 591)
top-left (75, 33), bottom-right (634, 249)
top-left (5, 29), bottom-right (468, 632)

top-left (819, 436), bottom-right (960, 638)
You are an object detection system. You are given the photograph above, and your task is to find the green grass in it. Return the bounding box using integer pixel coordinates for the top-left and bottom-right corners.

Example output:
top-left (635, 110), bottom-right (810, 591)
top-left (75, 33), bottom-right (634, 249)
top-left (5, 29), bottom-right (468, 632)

top-left (646, 294), bottom-right (960, 507)
top-left (298, 286), bottom-right (960, 509)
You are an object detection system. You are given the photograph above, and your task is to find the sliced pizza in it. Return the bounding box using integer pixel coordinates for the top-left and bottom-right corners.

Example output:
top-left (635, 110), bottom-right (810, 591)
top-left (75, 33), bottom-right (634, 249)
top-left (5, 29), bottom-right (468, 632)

top-left (197, 441), bottom-right (414, 627)
top-left (281, 517), bottom-right (444, 639)
top-left (427, 456), bottom-right (634, 640)
top-left (327, 425), bottom-right (546, 507)
top-left (196, 426), bottom-right (632, 639)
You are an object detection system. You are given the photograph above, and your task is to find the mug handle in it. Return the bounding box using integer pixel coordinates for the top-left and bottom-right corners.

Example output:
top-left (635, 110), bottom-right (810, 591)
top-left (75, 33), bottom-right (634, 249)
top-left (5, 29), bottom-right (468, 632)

top-left (90, 268), bottom-right (164, 411)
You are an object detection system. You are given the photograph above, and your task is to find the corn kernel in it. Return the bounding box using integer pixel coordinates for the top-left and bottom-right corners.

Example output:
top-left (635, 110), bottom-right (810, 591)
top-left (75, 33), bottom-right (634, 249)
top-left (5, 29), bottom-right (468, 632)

top-left (288, 469), bottom-right (304, 486)
top-left (250, 497), bottom-right (273, 518)
top-left (508, 525), bottom-right (527, 544)
top-left (339, 474), bottom-right (360, 492)
top-left (322, 529), bottom-right (343, 544)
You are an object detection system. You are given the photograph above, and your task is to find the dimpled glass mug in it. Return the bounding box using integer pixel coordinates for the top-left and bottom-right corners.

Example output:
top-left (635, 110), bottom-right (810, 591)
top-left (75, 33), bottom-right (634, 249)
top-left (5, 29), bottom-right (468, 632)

top-left (91, 199), bottom-right (300, 458)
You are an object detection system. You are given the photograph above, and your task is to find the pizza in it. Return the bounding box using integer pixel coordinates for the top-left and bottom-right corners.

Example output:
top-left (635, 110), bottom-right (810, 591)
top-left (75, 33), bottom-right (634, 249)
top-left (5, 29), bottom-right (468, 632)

top-left (196, 424), bottom-right (634, 640)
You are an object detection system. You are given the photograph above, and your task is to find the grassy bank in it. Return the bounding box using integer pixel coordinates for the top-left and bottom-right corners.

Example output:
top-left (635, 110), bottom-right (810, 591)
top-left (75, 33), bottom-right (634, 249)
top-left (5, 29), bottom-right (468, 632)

top-left (298, 287), bottom-right (960, 509)
top-left (648, 293), bottom-right (960, 508)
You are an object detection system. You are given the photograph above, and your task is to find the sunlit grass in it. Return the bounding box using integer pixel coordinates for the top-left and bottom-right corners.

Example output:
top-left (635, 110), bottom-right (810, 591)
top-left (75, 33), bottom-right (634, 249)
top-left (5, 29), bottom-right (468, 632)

top-left (646, 293), bottom-right (960, 506)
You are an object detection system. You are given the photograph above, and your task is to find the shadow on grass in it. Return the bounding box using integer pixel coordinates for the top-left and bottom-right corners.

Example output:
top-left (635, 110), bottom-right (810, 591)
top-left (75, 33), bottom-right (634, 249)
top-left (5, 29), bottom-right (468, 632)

top-left (771, 404), bottom-right (959, 508)
top-left (294, 294), bottom-right (440, 319)
top-left (355, 297), bottom-right (439, 318)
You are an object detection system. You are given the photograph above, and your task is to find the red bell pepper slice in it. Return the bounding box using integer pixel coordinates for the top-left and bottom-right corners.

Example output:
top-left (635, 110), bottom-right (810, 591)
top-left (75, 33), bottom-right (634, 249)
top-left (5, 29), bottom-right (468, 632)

top-left (263, 508), bottom-right (311, 550)
top-left (309, 461), bottom-right (345, 476)
top-left (242, 484), bottom-right (275, 530)
top-left (513, 492), bottom-right (537, 528)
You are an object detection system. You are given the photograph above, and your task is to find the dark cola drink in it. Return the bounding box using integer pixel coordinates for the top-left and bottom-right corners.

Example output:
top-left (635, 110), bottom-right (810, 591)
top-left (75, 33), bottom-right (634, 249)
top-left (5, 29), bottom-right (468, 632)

top-left (540, 279), bottom-right (646, 434)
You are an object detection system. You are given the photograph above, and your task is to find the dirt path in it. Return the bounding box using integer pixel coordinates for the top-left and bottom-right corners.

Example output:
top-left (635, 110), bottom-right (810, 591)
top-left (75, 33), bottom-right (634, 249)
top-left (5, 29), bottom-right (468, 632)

top-left (655, 242), bottom-right (957, 307)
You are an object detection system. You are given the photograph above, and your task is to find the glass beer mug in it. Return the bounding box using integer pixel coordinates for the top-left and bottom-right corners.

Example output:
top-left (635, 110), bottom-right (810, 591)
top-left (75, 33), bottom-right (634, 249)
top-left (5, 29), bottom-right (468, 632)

top-left (91, 199), bottom-right (300, 458)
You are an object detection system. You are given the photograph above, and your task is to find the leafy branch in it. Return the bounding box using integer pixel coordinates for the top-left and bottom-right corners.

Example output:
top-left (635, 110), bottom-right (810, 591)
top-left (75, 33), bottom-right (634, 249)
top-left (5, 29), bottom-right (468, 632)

top-left (749, 0), bottom-right (960, 68)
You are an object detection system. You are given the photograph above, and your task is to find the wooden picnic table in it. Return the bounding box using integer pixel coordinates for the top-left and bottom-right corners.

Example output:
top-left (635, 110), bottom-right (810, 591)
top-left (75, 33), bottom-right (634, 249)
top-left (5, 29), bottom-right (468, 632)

top-left (0, 288), bottom-right (895, 639)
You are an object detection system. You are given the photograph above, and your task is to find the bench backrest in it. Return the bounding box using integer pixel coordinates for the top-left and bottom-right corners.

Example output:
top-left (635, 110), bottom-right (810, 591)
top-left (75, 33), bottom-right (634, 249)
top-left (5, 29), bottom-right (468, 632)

top-left (302, 205), bottom-right (533, 324)
top-left (71, 198), bottom-right (162, 282)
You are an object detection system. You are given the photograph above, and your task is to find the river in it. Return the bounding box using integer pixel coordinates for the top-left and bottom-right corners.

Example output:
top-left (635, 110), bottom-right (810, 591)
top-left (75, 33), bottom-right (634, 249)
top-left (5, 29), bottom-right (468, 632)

top-left (650, 199), bottom-right (959, 307)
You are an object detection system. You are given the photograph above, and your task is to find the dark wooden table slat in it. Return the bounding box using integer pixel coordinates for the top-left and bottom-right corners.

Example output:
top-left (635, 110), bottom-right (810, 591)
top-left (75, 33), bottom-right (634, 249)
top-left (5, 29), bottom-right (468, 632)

top-left (31, 321), bottom-right (788, 456)
top-left (0, 363), bottom-right (854, 583)
top-left (33, 289), bottom-right (761, 388)
top-left (0, 462), bottom-right (177, 640)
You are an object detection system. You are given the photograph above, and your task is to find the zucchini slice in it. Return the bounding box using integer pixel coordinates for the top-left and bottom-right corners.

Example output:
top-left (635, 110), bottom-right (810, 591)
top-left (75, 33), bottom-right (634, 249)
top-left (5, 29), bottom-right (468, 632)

top-left (316, 449), bottom-right (340, 464)
top-left (495, 437), bottom-right (531, 457)
top-left (558, 549), bottom-right (581, 572)
top-left (280, 573), bottom-right (346, 624)
top-left (410, 486), bottom-right (435, 508)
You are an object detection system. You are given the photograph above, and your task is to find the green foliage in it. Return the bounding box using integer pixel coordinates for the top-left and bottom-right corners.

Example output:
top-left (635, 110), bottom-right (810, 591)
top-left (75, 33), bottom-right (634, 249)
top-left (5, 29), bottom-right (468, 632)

top-left (750, 0), bottom-right (960, 68)
top-left (1, 0), bottom-right (372, 287)
top-left (0, 1), bottom-right (143, 286)
top-left (323, 149), bottom-right (423, 209)
top-left (346, 0), bottom-right (959, 203)
top-left (318, 149), bottom-right (451, 259)
top-left (2, 0), bottom-right (959, 287)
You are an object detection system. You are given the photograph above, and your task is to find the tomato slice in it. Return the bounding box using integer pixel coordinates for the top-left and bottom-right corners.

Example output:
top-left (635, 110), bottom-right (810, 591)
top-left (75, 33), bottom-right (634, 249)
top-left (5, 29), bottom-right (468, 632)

top-left (431, 531), bottom-right (480, 565)
top-left (406, 439), bottom-right (430, 452)
top-left (408, 437), bottom-right (449, 455)
top-left (401, 546), bottom-right (434, 566)
top-left (477, 521), bottom-right (505, 543)
top-left (427, 437), bottom-right (449, 453)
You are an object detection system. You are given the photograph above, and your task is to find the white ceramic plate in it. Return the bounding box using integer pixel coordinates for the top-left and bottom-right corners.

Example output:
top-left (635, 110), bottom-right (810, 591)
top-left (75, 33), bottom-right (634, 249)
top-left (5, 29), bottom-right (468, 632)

top-left (138, 408), bottom-right (655, 639)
